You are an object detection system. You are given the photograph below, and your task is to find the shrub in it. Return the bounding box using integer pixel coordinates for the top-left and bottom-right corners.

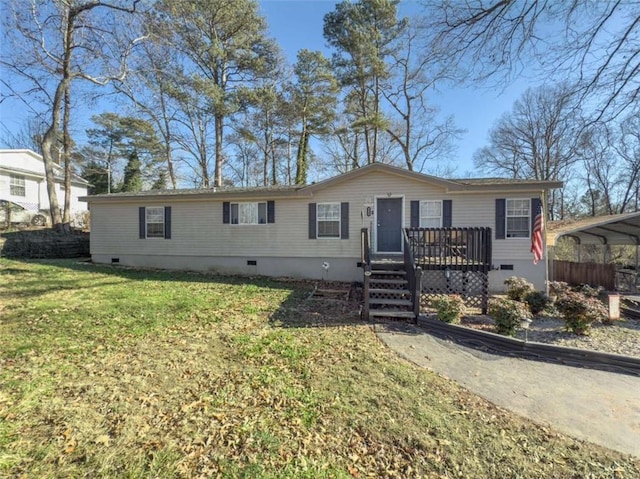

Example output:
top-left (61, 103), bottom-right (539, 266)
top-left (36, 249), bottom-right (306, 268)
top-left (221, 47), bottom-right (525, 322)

top-left (525, 291), bottom-right (549, 316)
top-left (555, 291), bottom-right (608, 335)
top-left (430, 295), bottom-right (466, 324)
top-left (547, 281), bottom-right (570, 302)
top-left (488, 297), bottom-right (532, 336)
top-left (572, 283), bottom-right (604, 298)
top-left (504, 276), bottom-right (535, 302)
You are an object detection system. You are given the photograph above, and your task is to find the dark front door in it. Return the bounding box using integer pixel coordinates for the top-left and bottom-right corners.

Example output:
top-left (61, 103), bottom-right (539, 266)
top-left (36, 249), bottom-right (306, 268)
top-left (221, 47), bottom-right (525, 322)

top-left (377, 197), bottom-right (403, 252)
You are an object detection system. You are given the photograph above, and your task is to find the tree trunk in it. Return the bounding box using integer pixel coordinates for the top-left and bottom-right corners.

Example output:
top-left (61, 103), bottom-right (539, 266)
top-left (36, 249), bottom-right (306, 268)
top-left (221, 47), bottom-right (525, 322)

top-left (295, 124), bottom-right (308, 185)
top-left (214, 113), bottom-right (224, 187)
top-left (41, 82), bottom-right (66, 231)
top-left (62, 83), bottom-right (72, 232)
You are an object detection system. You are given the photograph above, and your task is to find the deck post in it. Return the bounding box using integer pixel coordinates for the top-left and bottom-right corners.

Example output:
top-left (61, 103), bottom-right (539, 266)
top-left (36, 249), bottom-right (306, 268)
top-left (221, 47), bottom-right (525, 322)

top-left (414, 267), bottom-right (422, 323)
top-left (363, 264), bottom-right (371, 321)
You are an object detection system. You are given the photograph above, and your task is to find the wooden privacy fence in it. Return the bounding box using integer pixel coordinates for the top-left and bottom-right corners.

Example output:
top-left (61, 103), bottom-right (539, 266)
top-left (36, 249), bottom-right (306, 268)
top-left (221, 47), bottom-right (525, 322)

top-left (553, 260), bottom-right (615, 290)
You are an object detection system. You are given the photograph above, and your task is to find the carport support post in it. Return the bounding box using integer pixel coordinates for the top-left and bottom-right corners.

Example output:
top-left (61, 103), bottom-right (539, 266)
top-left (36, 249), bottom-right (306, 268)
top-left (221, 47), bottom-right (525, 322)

top-left (547, 245), bottom-right (554, 294)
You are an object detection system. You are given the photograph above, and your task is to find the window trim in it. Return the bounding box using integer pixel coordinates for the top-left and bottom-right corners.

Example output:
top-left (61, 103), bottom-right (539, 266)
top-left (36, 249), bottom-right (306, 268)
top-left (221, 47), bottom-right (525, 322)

top-left (419, 200), bottom-right (442, 228)
top-left (505, 198), bottom-right (531, 239)
top-left (10, 174), bottom-right (26, 197)
top-left (145, 206), bottom-right (165, 239)
top-left (316, 202), bottom-right (341, 239)
top-left (230, 201), bottom-right (268, 225)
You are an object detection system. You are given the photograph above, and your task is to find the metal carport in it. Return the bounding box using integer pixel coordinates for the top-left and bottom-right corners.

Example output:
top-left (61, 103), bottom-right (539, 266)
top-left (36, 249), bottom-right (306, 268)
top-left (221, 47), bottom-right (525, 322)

top-left (547, 211), bottom-right (640, 290)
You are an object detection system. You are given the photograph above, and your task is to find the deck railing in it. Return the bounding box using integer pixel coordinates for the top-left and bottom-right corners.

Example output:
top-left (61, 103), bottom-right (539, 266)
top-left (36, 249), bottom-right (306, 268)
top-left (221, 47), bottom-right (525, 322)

top-left (405, 227), bottom-right (492, 272)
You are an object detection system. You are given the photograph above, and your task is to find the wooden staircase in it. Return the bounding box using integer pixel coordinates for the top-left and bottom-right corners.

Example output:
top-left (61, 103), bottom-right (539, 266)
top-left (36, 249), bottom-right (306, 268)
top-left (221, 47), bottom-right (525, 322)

top-left (366, 261), bottom-right (416, 320)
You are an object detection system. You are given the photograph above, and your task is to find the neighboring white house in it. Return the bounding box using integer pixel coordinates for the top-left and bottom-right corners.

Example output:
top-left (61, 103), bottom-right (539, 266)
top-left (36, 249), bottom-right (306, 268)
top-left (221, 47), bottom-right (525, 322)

top-left (82, 163), bottom-right (562, 291)
top-left (0, 149), bottom-right (90, 215)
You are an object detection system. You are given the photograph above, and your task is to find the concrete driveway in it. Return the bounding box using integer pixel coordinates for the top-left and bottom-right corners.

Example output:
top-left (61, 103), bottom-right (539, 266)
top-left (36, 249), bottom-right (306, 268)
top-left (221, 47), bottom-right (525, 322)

top-left (374, 321), bottom-right (640, 458)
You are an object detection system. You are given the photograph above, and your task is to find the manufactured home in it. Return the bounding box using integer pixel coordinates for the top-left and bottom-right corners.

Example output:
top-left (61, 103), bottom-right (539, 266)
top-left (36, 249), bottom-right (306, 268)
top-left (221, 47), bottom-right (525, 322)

top-left (83, 163), bottom-right (561, 299)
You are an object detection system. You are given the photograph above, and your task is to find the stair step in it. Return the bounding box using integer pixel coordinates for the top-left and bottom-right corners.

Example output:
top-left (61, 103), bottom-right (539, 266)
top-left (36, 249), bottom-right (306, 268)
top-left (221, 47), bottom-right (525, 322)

top-left (371, 261), bottom-right (404, 269)
top-left (369, 298), bottom-right (413, 306)
top-left (369, 310), bottom-right (416, 319)
top-left (371, 270), bottom-right (406, 276)
top-left (369, 278), bottom-right (407, 285)
top-left (369, 288), bottom-right (410, 295)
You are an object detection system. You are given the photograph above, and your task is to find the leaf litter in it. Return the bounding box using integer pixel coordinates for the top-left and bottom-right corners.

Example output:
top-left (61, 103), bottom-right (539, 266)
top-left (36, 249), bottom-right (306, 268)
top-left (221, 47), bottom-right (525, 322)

top-left (0, 259), bottom-right (638, 478)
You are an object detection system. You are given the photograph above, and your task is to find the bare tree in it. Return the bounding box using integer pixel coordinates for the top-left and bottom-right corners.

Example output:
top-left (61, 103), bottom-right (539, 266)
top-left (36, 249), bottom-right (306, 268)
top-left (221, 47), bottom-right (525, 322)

top-left (383, 21), bottom-right (464, 172)
top-left (114, 39), bottom-right (180, 188)
top-left (2, 0), bottom-right (146, 231)
top-left (578, 113), bottom-right (640, 215)
top-left (0, 117), bottom-right (48, 153)
top-left (473, 84), bottom-right (581, 219)
top-left (425, 0), bottom-right (640, 122)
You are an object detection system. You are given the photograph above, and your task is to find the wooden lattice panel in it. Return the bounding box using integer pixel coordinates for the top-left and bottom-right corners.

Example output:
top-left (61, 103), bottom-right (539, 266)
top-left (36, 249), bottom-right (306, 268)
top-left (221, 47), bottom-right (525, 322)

top-left (419, 270), bottom-right (488, 310)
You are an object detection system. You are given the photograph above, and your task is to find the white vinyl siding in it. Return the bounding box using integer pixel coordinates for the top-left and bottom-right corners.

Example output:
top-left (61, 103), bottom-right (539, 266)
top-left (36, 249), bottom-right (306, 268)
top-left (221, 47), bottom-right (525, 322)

top-left (231, 202), bottom-right (267, 224)
top-left (88, 170), bottom-right (543, 263)
top-left (317, 203), bottom-right (340, 238)
top-left (10, 174), bottom-right (25, 197)
top-left (506, 199), bottom-right (530, 238)
top-left (420, 200), bottom-right (442, 227)
top-left (146, 207), bottom-right (165, 238)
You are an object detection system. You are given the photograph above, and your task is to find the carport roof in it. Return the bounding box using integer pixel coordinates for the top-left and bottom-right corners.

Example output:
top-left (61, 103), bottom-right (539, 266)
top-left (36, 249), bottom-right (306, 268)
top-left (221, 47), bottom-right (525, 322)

top-left (547, 211), bottom-right (640, 246)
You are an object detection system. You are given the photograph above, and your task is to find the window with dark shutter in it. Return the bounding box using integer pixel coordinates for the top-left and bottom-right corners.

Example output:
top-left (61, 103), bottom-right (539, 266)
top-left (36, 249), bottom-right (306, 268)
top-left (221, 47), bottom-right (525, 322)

top-left (410, 201), bottom-right (419, 228)
top-left (495, 199), bottom-right (506, 239)
top-left (308, 203), bottom-right (317, 239)
top-left (443, 200), bottom-right (452, 227)
top-left (340, 202), bottom-right (349, 239)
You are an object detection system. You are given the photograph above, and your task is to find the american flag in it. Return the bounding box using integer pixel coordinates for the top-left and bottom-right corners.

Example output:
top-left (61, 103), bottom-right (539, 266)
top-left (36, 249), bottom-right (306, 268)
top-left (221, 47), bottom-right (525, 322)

top-left (531, 201), bottom-right (544, 264)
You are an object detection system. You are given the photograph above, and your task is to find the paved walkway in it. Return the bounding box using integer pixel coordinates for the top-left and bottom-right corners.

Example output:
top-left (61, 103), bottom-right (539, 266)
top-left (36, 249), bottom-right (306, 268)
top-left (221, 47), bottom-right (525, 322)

top-left (374, 321), bottom-right (640, 458)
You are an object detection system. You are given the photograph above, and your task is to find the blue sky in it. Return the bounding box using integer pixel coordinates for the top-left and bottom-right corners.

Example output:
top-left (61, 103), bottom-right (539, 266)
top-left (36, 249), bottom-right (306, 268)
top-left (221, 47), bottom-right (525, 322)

top-left (0, 0), bottom-right (537, 179)
top-left (259, 0), bottom-right (537, 176)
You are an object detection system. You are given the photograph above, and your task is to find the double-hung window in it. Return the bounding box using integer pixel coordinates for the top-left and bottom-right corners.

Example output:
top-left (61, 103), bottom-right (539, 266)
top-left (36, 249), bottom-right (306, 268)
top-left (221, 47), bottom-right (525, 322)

top-left (420, 200), bottom-right (442, 227)
top-left (10, 174), bottom-right (25, 197)
top-left (317, 203), bottom-right (340, 238)
top-left (231, 202), bottom-right (267, 224)
top-left (506, 199), bottom-right (530, 238)
top-left (146, 207), bottom-right (165, 238)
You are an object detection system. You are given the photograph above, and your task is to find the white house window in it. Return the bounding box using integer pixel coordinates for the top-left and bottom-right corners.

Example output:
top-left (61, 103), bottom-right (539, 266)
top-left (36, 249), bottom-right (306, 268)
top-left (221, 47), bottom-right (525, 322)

top-left (231, 202), bottom-right (267, 224)
top-left (10, 174), bottom-right (25, 197)
top-left (317, 203), bottom-right (340, 238)
top-left (146, 207), bottom-right (165, 238)
top-left (420, 200), bottom-right (442, 227)
top-left (506, 199), bottom-right (530, 238)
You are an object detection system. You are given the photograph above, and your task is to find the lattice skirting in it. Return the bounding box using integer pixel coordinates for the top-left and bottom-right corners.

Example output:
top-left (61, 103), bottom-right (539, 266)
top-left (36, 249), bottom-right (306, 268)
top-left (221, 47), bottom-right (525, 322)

top-left (419, 270), bottom-right (488, 311)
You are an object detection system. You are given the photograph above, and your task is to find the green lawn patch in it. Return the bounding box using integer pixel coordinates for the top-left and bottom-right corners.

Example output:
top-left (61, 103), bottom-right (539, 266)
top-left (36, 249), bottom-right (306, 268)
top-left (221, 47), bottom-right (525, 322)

top-left (1, 259), bottom-right (638, 478)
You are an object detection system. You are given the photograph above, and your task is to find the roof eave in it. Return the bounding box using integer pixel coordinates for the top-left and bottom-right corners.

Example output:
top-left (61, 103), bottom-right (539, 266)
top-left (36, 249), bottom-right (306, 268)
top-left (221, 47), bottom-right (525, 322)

top-left (80, 188), bottom-right (309, 203)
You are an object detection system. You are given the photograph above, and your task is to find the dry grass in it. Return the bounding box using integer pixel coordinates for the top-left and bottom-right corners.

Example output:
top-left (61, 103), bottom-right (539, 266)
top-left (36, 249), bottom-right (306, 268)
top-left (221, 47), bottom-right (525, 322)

top-left (1, 259), bottom-right (638, 478)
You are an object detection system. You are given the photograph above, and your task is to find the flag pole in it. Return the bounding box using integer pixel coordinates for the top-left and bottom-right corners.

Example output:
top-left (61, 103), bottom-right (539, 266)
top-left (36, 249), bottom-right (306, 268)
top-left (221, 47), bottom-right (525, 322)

top-left (542, 189), bottom-right (550, 296)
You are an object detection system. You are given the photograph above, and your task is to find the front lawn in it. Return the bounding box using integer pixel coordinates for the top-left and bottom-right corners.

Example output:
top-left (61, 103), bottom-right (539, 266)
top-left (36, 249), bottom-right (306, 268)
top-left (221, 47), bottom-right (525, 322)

top-left (1, 259), bottom-right (638, 478)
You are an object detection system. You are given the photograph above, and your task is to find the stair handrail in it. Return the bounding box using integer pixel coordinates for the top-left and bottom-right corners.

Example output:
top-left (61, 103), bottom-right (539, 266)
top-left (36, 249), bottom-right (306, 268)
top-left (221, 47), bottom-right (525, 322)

top-left (403, 228), bottom-right (421, 322)
top-left (361, 228), bottom-right (371, 320)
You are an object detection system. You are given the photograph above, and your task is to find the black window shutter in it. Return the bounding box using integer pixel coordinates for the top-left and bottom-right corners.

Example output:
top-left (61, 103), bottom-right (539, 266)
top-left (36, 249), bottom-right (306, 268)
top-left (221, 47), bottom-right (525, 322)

top-left (531, 198), bottom-right (541, 236)
top-left (223, 202), bottom-right (230, 224)
top-left (341, 202), bottom-right (349, 239)
top-left (308, 203), bottom-right (316, 239)
top-left (164, 206), bottom-right (171, 239)
top-left (443, 200), bottom-right (452, 227)
top-left (267, 200), bottom-right (275, 223)
top-left (410, 200), bottom-right (420, 227)
top-left (139, 207), bottom-right (146, 239)
top-left (495, 199), bottom-right (506, 239)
